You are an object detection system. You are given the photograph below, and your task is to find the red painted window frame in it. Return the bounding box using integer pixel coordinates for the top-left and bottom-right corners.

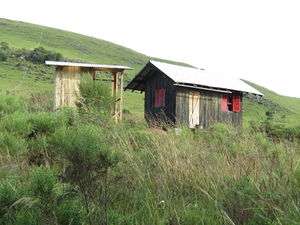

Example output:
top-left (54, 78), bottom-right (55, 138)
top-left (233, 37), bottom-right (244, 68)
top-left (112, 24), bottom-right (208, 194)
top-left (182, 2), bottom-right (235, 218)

top-left (221, 94), bottom-right (241, 112)
top-left (221, 95), bottom-right (228, 111)
top-left (154, 89), bottom-right (166, 107)
top-left (233, 96), bottom-right (241, 112)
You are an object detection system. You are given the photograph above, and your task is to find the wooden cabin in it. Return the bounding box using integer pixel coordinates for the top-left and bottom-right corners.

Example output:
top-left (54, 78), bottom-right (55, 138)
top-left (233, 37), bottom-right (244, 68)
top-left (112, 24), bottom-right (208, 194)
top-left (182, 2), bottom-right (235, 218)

top-left (45, 61), bottom-right (131, 123)
top-left (125, 61), bottom-right (263, 128)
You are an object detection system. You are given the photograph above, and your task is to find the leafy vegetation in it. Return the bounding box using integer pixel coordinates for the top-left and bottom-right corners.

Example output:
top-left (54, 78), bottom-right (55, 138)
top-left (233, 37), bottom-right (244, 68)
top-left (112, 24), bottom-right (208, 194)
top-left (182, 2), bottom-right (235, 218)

top-left (0, 89), bottom-right (299, 224)
top-left (0, 18), bottom-right (300, 120)
top-left (0, 18), bottom-right (300, 224)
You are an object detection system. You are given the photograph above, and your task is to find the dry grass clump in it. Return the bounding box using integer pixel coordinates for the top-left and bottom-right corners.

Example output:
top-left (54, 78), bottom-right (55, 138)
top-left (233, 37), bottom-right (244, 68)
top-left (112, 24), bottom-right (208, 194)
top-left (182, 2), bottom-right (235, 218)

top-left (106, 123), bottom-right (300, 224)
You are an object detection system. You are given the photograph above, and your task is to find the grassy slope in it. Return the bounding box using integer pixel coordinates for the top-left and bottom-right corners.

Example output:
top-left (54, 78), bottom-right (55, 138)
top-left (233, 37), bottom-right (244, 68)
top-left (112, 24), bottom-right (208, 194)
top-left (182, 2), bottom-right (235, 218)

top-left (244, 80), bottom-right (300, 114)
top-left (0, 18), bottom-right (190, 78)
top-left (0, 18), bottom-right (299, 123)
top-left (0, 18), bottom-right (193, 115)
top-left (242, 80), bottom-right (300, 126)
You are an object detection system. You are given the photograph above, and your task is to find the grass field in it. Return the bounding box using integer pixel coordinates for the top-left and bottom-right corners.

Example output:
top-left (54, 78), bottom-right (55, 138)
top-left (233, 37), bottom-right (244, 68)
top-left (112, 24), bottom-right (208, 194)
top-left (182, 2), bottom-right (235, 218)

top-left (0, 17), bottom-right (299, 125)
top-left (1, 18), bottom-right (300, 225)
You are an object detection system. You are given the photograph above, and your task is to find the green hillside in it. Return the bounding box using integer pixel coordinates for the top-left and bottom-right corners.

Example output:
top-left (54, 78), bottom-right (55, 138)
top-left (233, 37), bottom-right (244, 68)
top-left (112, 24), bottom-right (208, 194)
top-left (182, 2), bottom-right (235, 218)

top-left (0, 18), bottom-right (192, 116)
top-left (244, 80), bottom-right (300, 115)
top-left (242, 80), bottom-right (300, 126)
top-left (0, 18), bottom-right (299, 123)
top-left (1, 18), bottom-right (300, 225)
top-left (0, 18), bottom-right (190, 79)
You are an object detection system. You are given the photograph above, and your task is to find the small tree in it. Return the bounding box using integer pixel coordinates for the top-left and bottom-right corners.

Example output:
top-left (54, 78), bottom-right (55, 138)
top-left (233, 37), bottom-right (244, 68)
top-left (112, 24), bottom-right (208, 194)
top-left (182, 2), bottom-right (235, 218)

top-left (51, 125), bottom-right (118, 225)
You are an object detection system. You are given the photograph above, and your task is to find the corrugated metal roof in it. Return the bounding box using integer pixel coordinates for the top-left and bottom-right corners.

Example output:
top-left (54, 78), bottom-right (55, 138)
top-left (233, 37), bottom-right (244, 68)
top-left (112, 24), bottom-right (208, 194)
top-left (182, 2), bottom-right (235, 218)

top-left (126, 60), bottom-right (263, 96)
top-left (45, 61), bottom-right (132, 70)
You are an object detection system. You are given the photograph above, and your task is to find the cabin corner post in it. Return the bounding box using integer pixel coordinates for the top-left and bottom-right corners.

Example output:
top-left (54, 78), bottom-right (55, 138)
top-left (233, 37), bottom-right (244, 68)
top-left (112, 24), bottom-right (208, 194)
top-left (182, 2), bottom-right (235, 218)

top-left (53, 66), bottom-right (60, 111)
top-left (119, 71), bottom-right (124, 122)
top-left (112, 71), bottom-right (124, 123)
top-left (111, 71), bottom-right (117, 122)
top-left (92, 69), bottom-right (96, 81)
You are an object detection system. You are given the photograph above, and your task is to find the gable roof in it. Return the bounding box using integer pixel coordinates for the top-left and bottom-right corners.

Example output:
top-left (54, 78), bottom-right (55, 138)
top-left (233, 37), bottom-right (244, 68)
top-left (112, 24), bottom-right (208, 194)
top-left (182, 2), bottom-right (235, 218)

top-left (125, 60), bottom-right (263, 96)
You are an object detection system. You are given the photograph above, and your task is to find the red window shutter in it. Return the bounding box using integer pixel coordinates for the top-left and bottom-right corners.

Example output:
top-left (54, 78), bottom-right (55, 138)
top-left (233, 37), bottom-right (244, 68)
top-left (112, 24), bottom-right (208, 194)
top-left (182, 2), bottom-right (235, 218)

top-left (160, 89), bottom-right (166, 107)
top-left (154, 90), bottom-right (159, 107)
top-left (221, 95), bottom-right (228, 111)
top-left (154, 89), bottom-right (166, 107)
top-left (233, 96), bottom-right (241, 112)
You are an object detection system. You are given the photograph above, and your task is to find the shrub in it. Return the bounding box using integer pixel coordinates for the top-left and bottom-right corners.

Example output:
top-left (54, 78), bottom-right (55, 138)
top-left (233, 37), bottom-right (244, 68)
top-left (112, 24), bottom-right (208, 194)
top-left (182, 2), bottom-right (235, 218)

top-left (76, 75), bottom-right (114, 115)
top-left (0, 111), bottom-right (67, 138)
top-left (0, 50), bottom-right (8, 61)
top-left (51, 125), bottom-right (118, 184)
top-left (27, 47), bottom-right (63, 64)
top-left (0, 132), bottom-right (28, 156)
top-left (51, 125), bottom-right (118, 225)
top-left (13, 208), bottom-right (42, 225)
top-left (0, 42), bottom-right (9, 51)
top-left (29, 166), bottom-right (57, 201)
top-left (0, 94), bottom-right (24, 117)
top-left (0, 180), bottom-right (19, 220)
top-left (27, 111), bottom-right (69, 138)
top-left (0, 112), bottom-right (32, 137)
top-left (55, 200), bottom-right (83, 225)
top-left (13, 48), bottom-right (30, 60)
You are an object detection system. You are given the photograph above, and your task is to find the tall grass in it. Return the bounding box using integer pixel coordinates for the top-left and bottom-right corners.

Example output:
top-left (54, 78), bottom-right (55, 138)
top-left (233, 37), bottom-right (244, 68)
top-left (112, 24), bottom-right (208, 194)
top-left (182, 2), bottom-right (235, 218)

top-left (0, 92), bottom-right (300, 224)
top-left (102, 123), bottom-right (300, 224)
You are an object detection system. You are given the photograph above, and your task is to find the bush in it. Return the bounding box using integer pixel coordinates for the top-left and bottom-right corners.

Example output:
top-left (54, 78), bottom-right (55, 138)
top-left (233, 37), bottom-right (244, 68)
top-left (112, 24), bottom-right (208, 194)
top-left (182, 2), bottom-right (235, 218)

top-left (0, 111), bottom-right (70, 138)
top-left (55, 200), bottom-right (83, 225)
top-left (0, 50), bottom-right (8, 61)
top-left (27, 111), bottom-right (69, 137)
top-left (27, 47), bottom-right (63, 64)
top-left (0, 180), bottom-right (19, 220)
top-left (0, 112), bottom-right (32, 137)
top-left (0, 94), bottom-right (24, 117)
top-left (29, 166), bottom-right (57, 201)
top-left (51, 125), bottom-right (118, 225)
top-left (0, 132), bottom-right (27, 156)
top-left (76, 75), bottom-right (114, 115)
top-left (13, 208), bottom-right (42, 225)
top-left (13, 48), bottom-right (30, 60)
top-left (0, 42), bottom-right (9, 51)
top-left (51, 125), bottom-right (118, 183)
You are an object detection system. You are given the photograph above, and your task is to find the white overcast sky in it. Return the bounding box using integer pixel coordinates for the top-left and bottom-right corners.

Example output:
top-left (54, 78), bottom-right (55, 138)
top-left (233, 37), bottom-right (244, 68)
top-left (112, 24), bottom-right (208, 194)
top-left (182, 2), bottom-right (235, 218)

top-left (1, 0), bottom-right (300, 97)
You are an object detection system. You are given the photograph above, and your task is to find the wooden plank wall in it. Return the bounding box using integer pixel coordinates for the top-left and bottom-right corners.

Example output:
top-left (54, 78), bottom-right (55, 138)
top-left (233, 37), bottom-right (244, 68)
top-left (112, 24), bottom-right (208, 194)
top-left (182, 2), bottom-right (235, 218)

top-left (175, 88), bottom-right (243, 128)
top-left (144, 70), bottom-right (176, 124)
top-left (175, 87), bottom-right (189, 126)
top-left (54, 66), bottom-right (89, 110)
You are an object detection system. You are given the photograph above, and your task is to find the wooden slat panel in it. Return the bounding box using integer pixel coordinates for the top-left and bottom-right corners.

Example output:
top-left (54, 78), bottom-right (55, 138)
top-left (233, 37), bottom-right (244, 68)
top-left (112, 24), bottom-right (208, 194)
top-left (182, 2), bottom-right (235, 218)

top-left (53, 66), bottom-right (81, 110)
top-left (189, 91), bottom-right (200, 128)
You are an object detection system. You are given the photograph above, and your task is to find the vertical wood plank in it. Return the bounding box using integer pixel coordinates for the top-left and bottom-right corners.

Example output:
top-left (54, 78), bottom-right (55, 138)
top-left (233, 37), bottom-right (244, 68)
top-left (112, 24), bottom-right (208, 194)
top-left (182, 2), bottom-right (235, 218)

top-left (119, 71), bottom-right (124, 122)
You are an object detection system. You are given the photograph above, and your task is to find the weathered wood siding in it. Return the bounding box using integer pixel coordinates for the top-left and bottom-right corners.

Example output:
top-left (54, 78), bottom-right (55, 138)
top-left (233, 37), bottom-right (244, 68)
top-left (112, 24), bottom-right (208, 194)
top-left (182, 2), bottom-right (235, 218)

top-left (175, 87), bottom-right (190, 126)
top-left (54, 66), bottom-right (91, 110)
top-left (144, 70), bottom-right (176, 124)
top-left (175, 87), bottom-right (242, 128)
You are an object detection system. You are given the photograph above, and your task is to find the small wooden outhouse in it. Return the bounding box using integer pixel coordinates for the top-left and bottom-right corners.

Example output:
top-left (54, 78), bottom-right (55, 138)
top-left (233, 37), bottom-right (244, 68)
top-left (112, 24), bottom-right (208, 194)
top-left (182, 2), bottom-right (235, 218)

top-left (46, 61), bottom-right (131, 122)
top-left (125, 61), bottom-right (263, 128)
